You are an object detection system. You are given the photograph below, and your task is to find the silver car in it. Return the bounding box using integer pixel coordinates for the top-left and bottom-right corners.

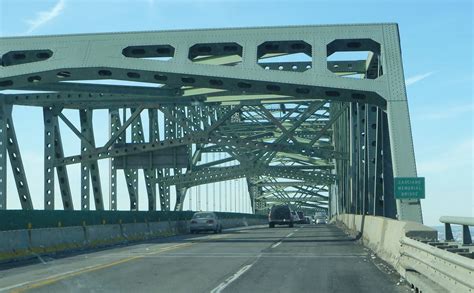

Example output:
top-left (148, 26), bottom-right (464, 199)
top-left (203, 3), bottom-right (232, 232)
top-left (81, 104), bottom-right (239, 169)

top-left (290, 211), bottom-right (300, 223)
top-left (190, 212), bottom-right (222, 234)
top-left (315, 217), bottom-right (327, 224)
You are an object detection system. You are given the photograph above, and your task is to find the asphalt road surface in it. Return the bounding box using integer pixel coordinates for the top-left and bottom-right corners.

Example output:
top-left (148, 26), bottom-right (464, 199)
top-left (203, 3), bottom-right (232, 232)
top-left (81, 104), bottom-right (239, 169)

top-left (0, 224), bottom-right (411, 293)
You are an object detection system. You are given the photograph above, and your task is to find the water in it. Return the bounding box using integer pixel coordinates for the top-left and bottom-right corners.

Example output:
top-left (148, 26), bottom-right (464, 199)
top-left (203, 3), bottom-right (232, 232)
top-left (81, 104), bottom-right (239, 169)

top-left (432, 225), bottom-right (474, 242)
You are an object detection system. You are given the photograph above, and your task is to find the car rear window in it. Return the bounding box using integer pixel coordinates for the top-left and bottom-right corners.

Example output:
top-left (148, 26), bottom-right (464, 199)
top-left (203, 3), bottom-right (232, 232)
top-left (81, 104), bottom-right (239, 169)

top-left (271, 206), bottom-right (290, 218)
top-left (192, 213), bottom-right (215, 219)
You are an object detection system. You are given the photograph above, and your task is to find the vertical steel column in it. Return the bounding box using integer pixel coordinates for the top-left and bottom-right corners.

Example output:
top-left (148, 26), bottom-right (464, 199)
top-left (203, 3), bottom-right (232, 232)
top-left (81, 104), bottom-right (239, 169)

top-left (381, 111), bottom-right (397, 218)
top-left (131, 108), bottom-right (156, 211)
top-left (80, 109), bottom-right (90, 210)
top-left (246, 177), bottom-right (258, 214)
top-left (109, 109), bottom-right (121, 210)
top-left (53, 115), bottom-right (73, 210)
top-left (336, 105), bottom-right (345, 214)
top-left (148, 109), bottom-right (160, 210)
top-left (358, 104), bottom-right (367, 215)
top-left (383, 24), bottom-right (423, 222)
top-left (43, 107), bottom-right (56, 210)
top-left (0, 103), bottom-right (7, 209)
top-left (349, 102), bottom-right (358, 214)
top-left (343, 107), bottom-right (351, 214)
top-left (125, 108), bottom-right (139, 211)
top-left (158, 106), bottom-right (172, 211)
top-left (80, 109), bottom-right (104, 210)
top-left (334, 102), bottom-right (350, 216)
top-left (331, 102), bottom-right (339, 216)
top-left (173, 105), bottom-right (187, 211)
top-left (5, 106), bottom-right (33, 210)
top-left (157, 169), bottom-right (170, 210)
top-left (366, 105), bottom-right (377, 215)
top-left (373, 108), bottom-right (384, 216)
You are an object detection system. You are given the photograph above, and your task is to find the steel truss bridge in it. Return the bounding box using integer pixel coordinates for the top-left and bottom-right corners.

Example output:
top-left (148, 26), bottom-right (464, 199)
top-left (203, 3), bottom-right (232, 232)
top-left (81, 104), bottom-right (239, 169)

top-left (0, 23), bottom-right (422, 222)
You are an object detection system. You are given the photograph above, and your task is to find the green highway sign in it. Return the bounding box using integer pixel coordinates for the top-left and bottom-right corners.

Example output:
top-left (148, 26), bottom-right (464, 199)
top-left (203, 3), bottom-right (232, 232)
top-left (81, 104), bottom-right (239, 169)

top-left (394, 177), bottom-right (425, 199)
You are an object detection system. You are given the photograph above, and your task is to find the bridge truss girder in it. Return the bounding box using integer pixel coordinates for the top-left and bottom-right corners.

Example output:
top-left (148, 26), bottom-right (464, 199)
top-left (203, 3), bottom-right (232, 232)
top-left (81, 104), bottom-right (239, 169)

top-left (0, 24), bottom-right (422, 222)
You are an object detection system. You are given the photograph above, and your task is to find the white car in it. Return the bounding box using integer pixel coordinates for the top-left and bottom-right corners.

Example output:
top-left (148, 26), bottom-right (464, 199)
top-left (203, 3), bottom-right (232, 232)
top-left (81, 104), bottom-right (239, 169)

top-left (190, 212), bottom-right (222, 234)
top-left (315, 218), bottom-right (327, 224)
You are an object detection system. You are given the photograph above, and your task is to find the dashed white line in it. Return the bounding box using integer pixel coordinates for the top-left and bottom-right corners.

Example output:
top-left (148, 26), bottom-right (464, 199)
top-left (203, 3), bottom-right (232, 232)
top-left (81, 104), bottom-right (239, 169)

top-left (286, 232), bottom-right (294, 238)
top-left (271, 241), bottom-right (282, 249)
top-left (210, 264), bottom-right (254, 293)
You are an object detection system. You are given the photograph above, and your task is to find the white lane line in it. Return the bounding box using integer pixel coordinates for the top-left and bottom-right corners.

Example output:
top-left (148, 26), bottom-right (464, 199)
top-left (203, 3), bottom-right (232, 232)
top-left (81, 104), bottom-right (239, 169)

top-left (210, 264), bottom-right (254, 293)
top-left (286, 232), bottom-right (294, 238)
top-left (271, 241), bottom-right (282, 249)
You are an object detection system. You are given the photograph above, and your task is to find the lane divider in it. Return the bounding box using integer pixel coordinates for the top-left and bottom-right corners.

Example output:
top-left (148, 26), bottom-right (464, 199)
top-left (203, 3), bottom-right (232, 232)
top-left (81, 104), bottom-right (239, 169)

top-left (271, 241), bottom-right (282, 249)
top-left (210, 250), bottom-right (263, 293)
top-left (210, 264), bottom-right (253, 293)
top-left (286, 232), bottom-right (294, 238)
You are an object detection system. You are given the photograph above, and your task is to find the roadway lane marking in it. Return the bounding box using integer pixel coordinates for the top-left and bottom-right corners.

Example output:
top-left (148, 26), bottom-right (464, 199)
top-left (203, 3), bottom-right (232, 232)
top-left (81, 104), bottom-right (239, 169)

top-left (286, 232), bottom-right (294, 238)
top-left (270, 241), bottom-right (282, 249)
top-left (2, 233), bottom-right (233, 293)
top-left (3, 242), bottom-right (195, 293)
top-left (210, 264), bottom-right (253, 293)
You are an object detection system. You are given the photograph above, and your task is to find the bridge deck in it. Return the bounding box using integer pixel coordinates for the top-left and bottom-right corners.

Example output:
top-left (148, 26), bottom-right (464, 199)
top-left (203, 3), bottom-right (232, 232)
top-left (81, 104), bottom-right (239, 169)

top-left (0, 224), bottom-right (410, 292)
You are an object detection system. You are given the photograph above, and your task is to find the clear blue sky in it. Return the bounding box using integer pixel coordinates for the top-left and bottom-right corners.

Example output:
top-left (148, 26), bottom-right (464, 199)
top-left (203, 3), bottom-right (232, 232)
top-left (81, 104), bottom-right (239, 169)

top-left (0, 0), bottom-right (472, 225)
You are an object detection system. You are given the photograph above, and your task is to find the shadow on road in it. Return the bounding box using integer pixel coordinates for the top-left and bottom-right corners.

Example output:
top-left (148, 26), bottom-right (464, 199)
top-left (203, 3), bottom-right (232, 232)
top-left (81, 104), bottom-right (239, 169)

top-left (0, 224), bottom-right (354, 271)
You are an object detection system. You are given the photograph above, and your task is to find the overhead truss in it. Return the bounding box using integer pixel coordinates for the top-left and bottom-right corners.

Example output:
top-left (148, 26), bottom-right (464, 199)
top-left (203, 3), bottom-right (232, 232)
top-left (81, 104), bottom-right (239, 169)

top-left (0, 23), bottom-right (422, 222)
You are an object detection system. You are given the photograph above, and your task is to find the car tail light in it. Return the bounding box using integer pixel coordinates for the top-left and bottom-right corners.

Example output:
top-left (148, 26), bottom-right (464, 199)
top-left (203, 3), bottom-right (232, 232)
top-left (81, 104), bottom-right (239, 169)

top-left (206, 220), bottom-right (214, 224)
top-left (191, 220), bottom-right (197, 224)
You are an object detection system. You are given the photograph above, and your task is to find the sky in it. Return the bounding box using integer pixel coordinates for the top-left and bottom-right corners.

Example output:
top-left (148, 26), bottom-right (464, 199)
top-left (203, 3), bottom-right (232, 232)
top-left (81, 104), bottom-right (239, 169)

top-left (0, 0), bottom-right (472, 225)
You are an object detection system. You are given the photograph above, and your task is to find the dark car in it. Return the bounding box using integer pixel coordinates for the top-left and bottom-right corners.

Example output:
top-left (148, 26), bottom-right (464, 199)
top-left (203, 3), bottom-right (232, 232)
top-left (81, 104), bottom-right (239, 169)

top-left (296, 211), bottom-right (305, 224)
top-left (268, 205), bottom-right (294, 228)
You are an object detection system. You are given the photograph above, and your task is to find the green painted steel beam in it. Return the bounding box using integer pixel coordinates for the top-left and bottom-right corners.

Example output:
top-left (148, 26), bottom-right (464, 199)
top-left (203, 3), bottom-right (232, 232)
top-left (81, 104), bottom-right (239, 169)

top-left (0, 24), bottom-right (422, 222)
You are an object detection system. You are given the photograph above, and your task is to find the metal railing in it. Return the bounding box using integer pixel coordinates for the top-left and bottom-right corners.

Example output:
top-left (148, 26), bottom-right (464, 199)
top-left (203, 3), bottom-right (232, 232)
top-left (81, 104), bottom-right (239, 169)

top-left (439, 216), bottom-right (474, 245)
top-left (400, 236), bottom-right (474, 292)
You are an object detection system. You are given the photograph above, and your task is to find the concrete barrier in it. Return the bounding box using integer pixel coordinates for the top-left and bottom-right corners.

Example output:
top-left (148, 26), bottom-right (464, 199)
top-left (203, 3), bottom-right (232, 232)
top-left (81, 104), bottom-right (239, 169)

top-left (85, 224), bottom-right (124, 247)
top-left (122, 223), bottom-right (150, 241)
top-left (0, 230), bottom-right (30, 261)
top-left (30, 227), bottom-right (85, 254)
top-left (333, 214), bottom-right (437, 271)
top-left (221, 217), bottom-right (252, 229)
top-left (149, 221), bottom-right (173, 237)
top-left (0, 216), bottom-right (267, 263)
top-left (331, 214), bottom-right (474, 292)
top-left (174, 221), bottom-right (189, 234)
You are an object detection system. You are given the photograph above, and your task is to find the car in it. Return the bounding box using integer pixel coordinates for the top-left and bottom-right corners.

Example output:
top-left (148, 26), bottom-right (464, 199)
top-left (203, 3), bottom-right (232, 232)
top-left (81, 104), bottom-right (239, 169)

top-left (296, 211), bottom-right (305, 224)
top-left (290, 211), bottom-right (300, 223)
top-left (315, 217), bottom-right (327, 224)
top-left (304, 216), bottom-right (312, 224)
top-left (268, 205), bottom-right (294, 228)
top-left (190, 212), bottom-right (222, 234)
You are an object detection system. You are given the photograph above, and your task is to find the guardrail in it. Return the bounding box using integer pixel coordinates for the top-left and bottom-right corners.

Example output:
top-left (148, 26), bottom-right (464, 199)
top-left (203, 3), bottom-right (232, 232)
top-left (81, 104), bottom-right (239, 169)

top-left (333, 214), bottom-right (474, 292)
top-left (439, 216), bottom-right (473, 245)
top-left (400, 236), bottom-right (474, 292)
